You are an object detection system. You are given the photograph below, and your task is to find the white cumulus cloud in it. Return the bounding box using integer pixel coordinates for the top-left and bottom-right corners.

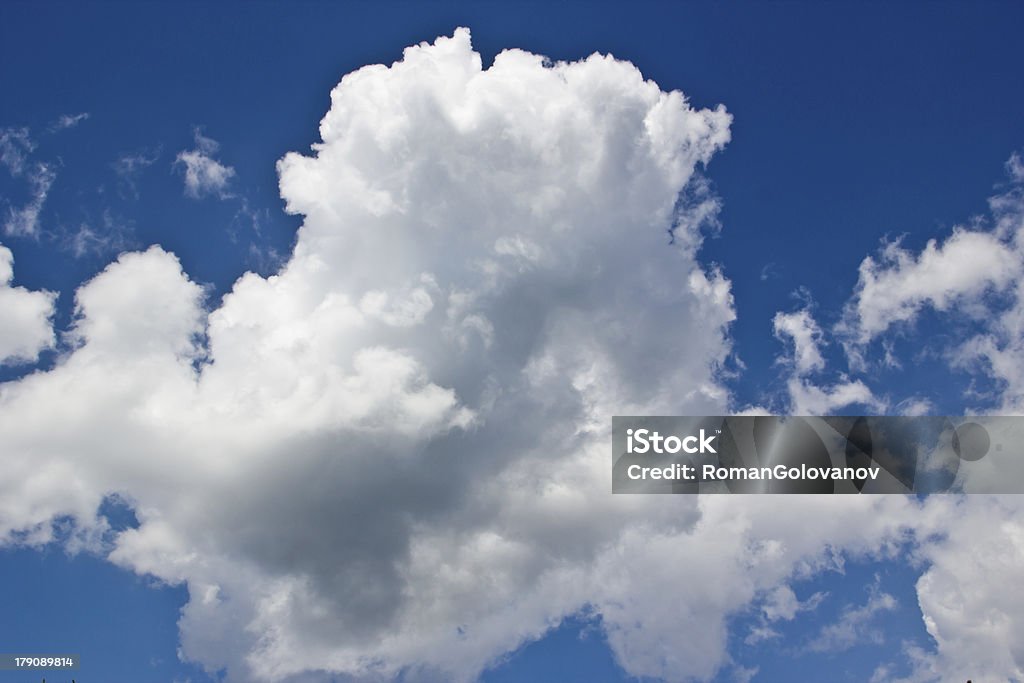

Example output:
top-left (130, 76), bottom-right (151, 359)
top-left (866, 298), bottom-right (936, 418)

top-left (847, 230), bottom-right (1019, 343)
top-left (0, 28), bottom-right (748, 682)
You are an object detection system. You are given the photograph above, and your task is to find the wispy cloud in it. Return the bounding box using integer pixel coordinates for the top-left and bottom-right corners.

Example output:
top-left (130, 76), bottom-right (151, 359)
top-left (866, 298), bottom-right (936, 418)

top-left (1, 127), bottom-right (56, 237)
top-left (50, 112), bottom-right (90, 131)
top-left (746, 585), bottom-right (827, 645)
top-left (4, 161), bottom-right (56, 238)
top-left (0, 127), bottom-right (34, 176)
top-left (772, 304), bottom-right (884, 414)
top-left (63, 209), bottom-right (134, 258)
top-left (806, 579), bottom-right (897, 654)
top-left (174, 129), bottom-right (234, 199)
top-left (113, 147), bottom-right (161, 199)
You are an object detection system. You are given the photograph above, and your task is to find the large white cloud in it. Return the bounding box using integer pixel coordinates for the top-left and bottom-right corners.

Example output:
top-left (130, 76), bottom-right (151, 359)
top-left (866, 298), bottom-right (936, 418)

top-left (0, 28), bottom-right (747, 682)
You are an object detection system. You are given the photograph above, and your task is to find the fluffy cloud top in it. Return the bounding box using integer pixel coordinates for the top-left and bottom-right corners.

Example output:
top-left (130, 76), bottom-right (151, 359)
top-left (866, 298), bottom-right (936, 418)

top-left (0, 243), bottom-right (56, 363)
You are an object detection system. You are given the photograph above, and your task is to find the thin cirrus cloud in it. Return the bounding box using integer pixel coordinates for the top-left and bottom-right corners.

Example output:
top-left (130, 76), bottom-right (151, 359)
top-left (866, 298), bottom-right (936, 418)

top-left (2, 27), bottom-right (1024, 683)
top-left (0, 127), bottom-right (56, 237)
top-left (50, 111), bottom-right (90, 131)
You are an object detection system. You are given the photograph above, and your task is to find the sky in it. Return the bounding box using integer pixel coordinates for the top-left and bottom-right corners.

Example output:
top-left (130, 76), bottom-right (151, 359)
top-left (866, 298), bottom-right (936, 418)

top-left (0, 1), bottom-right (1023, 682)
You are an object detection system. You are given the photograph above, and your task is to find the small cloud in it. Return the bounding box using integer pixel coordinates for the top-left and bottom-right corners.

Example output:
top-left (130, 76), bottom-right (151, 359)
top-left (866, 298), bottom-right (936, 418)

top-left (50, 112), bottom-right (90, 131)
top-left (113, 148), bottom-right (161, 199)
top-left (805, 578), bottom-right (897, 654)
top-left (760, 262), bottom-right (778, 281)
top-left (747, 586), bottom-right (828, 646)
top-left (0, 243), bottom-right (56, 364)
top-left (174, 129), bottom-right (235, 199)
top-left (773, 308), bottom-right (826, 375)
top-left (1, 128), bottom-right (57, 237)
top-left (763, 585), bottom-right (827, 622)
top-left (744, 624), bottom-right (779, 646)
top-left (4, 161), bottom-right (56, 237)
top-left (732, 664), bottom-right (759, 683)
top-left (896, 396), bottom-right (935, 416)
top-left (63, 209), bottom-right (134, 258)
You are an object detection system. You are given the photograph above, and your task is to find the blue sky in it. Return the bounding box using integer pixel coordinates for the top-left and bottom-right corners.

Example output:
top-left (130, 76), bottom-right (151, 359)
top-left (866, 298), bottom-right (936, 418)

top-left (1, 2), bottom-right (1024, 682)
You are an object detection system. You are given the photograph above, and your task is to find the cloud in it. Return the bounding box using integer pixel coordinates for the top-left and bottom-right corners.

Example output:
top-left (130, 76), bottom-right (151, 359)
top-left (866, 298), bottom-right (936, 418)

top-left (785, 376), bottom-right (883, 415)
top-left (772, 306), bottom-right (884, 414)
top-left (760, 154), bottom-right (1024, 681)
top-left (773, 309), bottom-right (826, 374)
top-left (64, 209), bottom-right (135, 258)
top-left (113, 148), bottom-right (161, 199)
top-left (870, 496), bottom-right (1024, 683)
top-left (846, 230), bottom-right (1019, 344)
top-left (0, 243), bottom-right (56, 364)
top-left (947, 161), bottom-right (1024, 411)
top-left (3, 27), bottom-right (1023, 683)
top-left (912, 497), bottom-right (1024, 681)
top-left (895, 396), bottom-right (935, 416)
top-left (745, 585), bottom-right (826, 646)
top-left (0, 28), bottom-right (746, 682)
top-left (0, 127), bottom-right (33, 176)
top-left (0, 127), bottom-right (56, 237)
top-left (51, 112), bottom-right (90, 131)
top-left (805, 578), bottom-right (896, 653)
top-left (769, 156), bottom-right (1024, 415)
top-left (828, 152), bottom-right (1024, 412)
top-left (763, 585), bottom-right (826, 623)
top-left (4, 161), bottom-right (56, 237)
top-left (841, 156), bottom-right (1024, 355)
top-left (175, 130), bottom-right (235, 199)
